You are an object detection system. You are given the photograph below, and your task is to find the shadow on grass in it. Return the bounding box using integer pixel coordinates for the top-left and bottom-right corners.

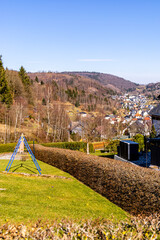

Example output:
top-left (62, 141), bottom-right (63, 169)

top-left (9, 163), bottom-right (38, 174)
top-left (99, 154), bottom-right (114, 159)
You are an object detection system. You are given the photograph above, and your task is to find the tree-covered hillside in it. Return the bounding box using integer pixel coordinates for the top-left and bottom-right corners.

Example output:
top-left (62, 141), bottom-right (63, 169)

top-left (0, 57), bottom-right (122, 143)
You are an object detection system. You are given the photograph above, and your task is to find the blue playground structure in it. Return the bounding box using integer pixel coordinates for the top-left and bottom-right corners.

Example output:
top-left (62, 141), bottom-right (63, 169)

top-left (5, 135), bottom-right (41, 175)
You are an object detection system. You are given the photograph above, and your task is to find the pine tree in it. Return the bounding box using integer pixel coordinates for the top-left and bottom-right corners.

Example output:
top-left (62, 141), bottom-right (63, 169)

top-left (0, 56), bottom-right (13, 106)
top-left (41, 80), bottom-right (44, 85)
top-left (35, 76), bottom-right (39, 83)
top-left (42, 98), bottom-right (46, 105)
top-left (19, 66), bottom-right (31, 86)
top-left (19, 66), bottom-right (33, 104)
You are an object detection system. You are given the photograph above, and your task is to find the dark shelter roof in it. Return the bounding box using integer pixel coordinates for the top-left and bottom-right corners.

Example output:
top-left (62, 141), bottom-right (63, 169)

top-left (149, 104), bottom-right (160, 116)
top-left (121, 140), bottom-right (138, 145)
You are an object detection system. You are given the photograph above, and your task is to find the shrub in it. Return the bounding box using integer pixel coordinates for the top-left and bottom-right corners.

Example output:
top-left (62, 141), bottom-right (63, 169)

top-left (0, 141), bottom-right (36, 153)
top-left (0, 143), bottom-right (17, 153)
top-left (133, 134), bottom-right (144, 152)
top-left (42, 142), bottom-right (94, 153)
top-left (105, 140), bottom-right (120, 153)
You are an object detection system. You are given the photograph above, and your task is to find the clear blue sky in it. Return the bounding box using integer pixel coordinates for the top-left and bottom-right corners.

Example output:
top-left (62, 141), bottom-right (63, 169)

top-left (1, 0), bottom-right (160, 84)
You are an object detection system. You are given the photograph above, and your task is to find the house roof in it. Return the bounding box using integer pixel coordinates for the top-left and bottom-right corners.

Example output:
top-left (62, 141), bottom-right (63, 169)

top-left (128, 121), bottom-right (144, 133)
top-left (79, 112), bottom-right (87, 114)
top-left (69, 121), bottom-right (84, 131)
top-left (144, 117), bottom-right (151, 121)
top-left (149, 104), bottom-right (160, 116)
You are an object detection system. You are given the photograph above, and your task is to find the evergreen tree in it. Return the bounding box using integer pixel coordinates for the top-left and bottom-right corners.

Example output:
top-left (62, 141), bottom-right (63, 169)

top-left (42, 98), bottom-right (46, 105)
top-left (150, 125), bottom-right (156, 138)
top-left (19, 66), bottom-right (33, 104)
top-left (41, 80), bottom-right (44, 85)
top-left (35, 76), bottom-right (39, 83)
top-left (19, 66), bottom-right (31, 86)
top-left (0, 56), bottom-right (13, 106)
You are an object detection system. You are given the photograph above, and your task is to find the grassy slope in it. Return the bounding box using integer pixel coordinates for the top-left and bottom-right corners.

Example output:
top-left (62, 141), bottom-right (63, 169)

top-left (0, 159), bottom-right (127, 225)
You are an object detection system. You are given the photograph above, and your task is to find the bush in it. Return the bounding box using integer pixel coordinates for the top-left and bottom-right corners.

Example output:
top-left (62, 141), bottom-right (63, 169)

top-left (42, 142), bottom-right (94, 153)
top-left (105, 140), bottom-right (120, 153)
top-left (0, 143), bottom-right (17, 153)
top-left (0, 141), bottom-right (36, 153)
top-left (133, 134), bottom-right (144, 152)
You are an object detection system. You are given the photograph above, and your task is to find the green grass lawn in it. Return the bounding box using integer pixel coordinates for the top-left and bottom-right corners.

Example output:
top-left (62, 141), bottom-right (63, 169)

top-left (0, 158), bottom-right (128, 225)
top-left (90, 150), bottom-right (115, 158)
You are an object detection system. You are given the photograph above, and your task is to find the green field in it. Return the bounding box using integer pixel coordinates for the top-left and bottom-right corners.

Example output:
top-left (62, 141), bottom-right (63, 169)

top-left (0, 158), bottom-right (128, 225)
top-left (90, 150), bottom-right (115, 158)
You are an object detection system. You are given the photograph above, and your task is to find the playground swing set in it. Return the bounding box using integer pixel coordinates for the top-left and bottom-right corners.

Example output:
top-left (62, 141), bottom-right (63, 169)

top-left (5, 134), bottom-right (41, 175)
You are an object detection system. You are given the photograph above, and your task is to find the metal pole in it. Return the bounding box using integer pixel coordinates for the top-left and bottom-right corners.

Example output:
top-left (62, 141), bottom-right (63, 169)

top-left (146, 141), bottom-right (147, 168)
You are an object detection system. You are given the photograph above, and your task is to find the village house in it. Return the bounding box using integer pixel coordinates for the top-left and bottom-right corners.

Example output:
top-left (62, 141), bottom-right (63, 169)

top-left (68, 121), bottom-right (85, 139)
top-left (104, 115), bottom-right (110, 120)
top-left (128, 121), bottom-right (144, 137)
top-left (79, 112), bottom-right (87, 117)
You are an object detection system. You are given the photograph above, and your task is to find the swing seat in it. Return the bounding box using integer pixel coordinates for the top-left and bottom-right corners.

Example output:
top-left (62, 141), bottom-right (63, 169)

top-left (21, 155), bottom-right (27, 161)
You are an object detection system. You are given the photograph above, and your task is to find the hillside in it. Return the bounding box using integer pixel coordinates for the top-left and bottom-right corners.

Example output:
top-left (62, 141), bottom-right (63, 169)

top-left (0, 158), bottom-right (127, 224)
top-left (0, 56), bottom-right (150, 143)
top-left (0, 56), bottom-right (122, 143)
top-left (145, 82), bottom-right (160, 97)
top-left (64, 71), bottom-right (138, 91)
top-left (131, 82), bottom-right (160, 98)
top-left (28, 71), bottom-right (116, 95)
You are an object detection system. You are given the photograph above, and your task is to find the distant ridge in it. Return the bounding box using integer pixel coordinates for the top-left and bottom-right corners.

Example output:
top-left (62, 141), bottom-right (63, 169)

top-left (63, 71), bottom-right (138, 91)
top-left (28, 71), bottom-right (117, 95)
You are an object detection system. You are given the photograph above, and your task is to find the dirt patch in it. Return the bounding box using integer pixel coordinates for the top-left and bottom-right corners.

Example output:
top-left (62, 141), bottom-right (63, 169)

top-left (0, 153), bottom-right (27, 160)
top-left (1, 171), bottom-right (71, 180)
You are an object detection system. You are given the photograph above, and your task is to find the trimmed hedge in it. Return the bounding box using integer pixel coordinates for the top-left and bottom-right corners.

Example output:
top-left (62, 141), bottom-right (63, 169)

top-left (31, 144), bottom-right (160, 216)
top-left (0, 141), bottom-right (36, 153)
top-left (42, 142), bottom-right (94, 153)
top-left (0, 143), bottom-right (17, 153)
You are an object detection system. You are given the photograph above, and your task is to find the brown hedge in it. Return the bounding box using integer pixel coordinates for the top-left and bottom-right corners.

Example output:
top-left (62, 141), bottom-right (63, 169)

top-left (31, 144), bottom-right (160, 215)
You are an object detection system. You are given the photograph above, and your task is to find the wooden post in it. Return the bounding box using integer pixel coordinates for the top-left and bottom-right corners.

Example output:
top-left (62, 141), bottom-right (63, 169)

top-left (18, 133), bottom-right (24, 153)
top-left (87, 142), bottom-right (89, 154)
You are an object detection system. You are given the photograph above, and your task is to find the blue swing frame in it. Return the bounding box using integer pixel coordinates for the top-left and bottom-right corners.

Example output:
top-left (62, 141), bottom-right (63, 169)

top-left (5, 136), bottom-right (41, 175)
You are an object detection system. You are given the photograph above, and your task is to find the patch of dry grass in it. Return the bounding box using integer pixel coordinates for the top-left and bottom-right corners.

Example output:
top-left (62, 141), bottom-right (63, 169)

top-left (0, 215), bottom-right (160, 239)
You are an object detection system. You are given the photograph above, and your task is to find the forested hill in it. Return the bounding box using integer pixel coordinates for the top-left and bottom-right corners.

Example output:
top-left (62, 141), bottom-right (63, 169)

top-left (0, 55), bottom-right (140, 143)
top-left (0, 56), bottom-right (121, 143)
top-left (64, 72), bottom-right (138, 91)
top-left (28, 71), bottom-right (116, 94)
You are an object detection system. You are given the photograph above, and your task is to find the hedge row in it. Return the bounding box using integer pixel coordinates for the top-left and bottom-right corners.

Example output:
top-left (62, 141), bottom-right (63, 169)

top-left (0, 141), bottom-right (35, 153)
top-left (31, 144), bottom-right (160, 216)
top-left (42, 142), bottom-right (94, 153)
top-left (0, 143), bottom-right (17, 153)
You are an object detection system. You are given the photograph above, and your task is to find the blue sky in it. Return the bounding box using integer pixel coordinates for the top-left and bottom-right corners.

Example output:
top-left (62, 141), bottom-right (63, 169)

top-left (1, 0), bottom-right (160, 84)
